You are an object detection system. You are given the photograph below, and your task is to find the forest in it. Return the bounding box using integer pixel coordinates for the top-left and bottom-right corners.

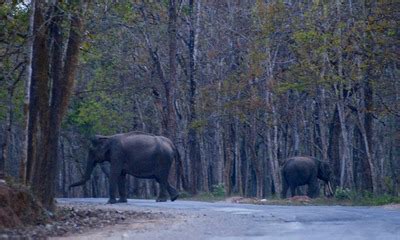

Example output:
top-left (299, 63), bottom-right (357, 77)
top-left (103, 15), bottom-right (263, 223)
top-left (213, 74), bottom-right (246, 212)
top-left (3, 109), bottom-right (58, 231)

top-left (0, 0), bottom-right (399, 210)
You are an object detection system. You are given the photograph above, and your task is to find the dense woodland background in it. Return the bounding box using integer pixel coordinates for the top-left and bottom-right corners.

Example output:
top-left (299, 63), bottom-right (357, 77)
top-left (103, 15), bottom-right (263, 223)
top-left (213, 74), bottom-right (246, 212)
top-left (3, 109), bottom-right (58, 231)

top-left (0, 0), bottom-right (399, 209)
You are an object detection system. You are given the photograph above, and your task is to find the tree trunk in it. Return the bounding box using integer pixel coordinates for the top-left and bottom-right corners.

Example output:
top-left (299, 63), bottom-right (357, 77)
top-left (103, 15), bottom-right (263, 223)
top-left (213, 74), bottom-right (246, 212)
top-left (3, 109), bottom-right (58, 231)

top-left (26, 1), bottom-right (85, 210)
top-left (61, 141), bottom-right (67, 197)
top-left (328, 106), bottom-right (341, 188)
top-left (233, 118), bottom-right (243, 195)
top-left (19, 0), bottom-right (36, 183)
top-left (26, 0), bottom-right (50, 186)
top-left (317, 88), bottom-right (329, 161)
top-left (248, 115), bottom-right (263, 198)
top-left (166, 0), bottom-right (179, 188)
top-left (268, 106), bottom-right (281, 196)
top-left (188, 0), bottom-right (201, 194)
top-left (166, 0), bottom-right (178, 138)
top-left (357, 98), bottom-right (378, 194)
top-left (212, 60), bottom-right (224, 187)
top-left (336, 93), bottom-right (354, 189)
top-left (224, 122), bottom-right (234, 195)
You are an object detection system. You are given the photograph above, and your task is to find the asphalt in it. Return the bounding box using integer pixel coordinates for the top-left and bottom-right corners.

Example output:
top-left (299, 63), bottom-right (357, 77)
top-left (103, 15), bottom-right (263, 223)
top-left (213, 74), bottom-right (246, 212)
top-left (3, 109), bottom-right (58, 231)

top-left (56, 198), bottom-right (400, 240)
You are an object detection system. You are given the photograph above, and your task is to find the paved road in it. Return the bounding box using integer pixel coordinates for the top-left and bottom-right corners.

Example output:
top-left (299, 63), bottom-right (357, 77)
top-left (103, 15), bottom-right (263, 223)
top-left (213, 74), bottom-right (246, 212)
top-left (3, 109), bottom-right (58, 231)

top-left (56, 198), bottom-right (400, 240)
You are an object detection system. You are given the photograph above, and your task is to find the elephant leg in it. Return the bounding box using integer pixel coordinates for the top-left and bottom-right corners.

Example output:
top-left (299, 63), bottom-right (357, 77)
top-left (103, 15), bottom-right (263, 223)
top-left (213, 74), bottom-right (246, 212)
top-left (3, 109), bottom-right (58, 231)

top-left (108, 153), bottom-right (123, 204)
top-left (167, 183), bottom-right (179, 201)
top-left (281, 179), bottom-right (288, 199)
top-left (108, 173), bottom-right (118, 204)
top-left (290, 185), bottom-right (297, 197)
top-left (155, 178), bottom-right (168, 202)
top-left (297, 186), bottom-right (305, 195)
top-left (307, 180), bottom-right (319, 198)
top-left (117, 173), bottom-right (127, 203)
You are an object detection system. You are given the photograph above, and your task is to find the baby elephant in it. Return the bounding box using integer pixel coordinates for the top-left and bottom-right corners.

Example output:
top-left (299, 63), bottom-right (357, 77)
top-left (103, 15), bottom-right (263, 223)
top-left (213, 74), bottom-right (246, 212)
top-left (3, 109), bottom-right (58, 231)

top-left (281, 156), bottom-right (334, 198)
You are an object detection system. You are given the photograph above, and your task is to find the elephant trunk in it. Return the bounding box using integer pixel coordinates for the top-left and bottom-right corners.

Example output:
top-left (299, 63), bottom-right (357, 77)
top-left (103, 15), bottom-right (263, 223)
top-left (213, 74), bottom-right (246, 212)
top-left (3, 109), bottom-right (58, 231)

top-left (69, 156), bottom-right (96, 189)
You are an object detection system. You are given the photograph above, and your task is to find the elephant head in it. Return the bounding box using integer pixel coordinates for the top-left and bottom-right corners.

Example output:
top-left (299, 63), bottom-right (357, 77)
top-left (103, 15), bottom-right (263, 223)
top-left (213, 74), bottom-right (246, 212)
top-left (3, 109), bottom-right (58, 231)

top-left (317, 161), bottom-right (334, 197)
top-left (69, 135), bottom-right (110, 189)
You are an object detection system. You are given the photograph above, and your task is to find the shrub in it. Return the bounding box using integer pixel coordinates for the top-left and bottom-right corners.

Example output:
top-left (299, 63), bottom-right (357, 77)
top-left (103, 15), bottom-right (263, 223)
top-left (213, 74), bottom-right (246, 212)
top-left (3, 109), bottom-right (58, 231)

top-left (358, 194), bottom-right (400, 206)
top-left (211, 184), bottom-right (225, 197)
top-left (178, 191), bottom-right (192, 199)
top-left (334, 187), bottom-right (353, 200)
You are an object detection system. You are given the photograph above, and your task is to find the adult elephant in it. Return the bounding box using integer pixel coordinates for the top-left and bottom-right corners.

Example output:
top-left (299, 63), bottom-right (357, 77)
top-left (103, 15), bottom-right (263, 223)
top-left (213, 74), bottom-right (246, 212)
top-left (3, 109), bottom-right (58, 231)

top-left (281, 156), bottom-right (334, 198)
top-left (70, 132), bottom-right (181, 204)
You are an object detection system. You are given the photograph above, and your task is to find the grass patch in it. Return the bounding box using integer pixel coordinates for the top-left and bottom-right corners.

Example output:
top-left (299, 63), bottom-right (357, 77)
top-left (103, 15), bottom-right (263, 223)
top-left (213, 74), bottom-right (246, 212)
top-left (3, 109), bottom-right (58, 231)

top-left (331, 188), bottom-right (400, 206)
top-left (180, 193), bottom-right (400, 206)
top-left (180, 184), bottom-right (227, 202)
top-left (243, 196), bottom-right (400, 206)
top-left (179, 192), bottom-right (226, 202)
top-left (353, 195), bottom-right (400, 206)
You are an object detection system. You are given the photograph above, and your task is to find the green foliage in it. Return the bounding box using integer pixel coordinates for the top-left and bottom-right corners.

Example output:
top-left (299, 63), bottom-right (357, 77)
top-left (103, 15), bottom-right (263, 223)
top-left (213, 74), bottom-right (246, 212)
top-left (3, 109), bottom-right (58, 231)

top-left (293, 30), bottom-right (322, 45)
top-left (387, 29), bottom-right (396, 37)
top-left (334, 188), bottom-right (400, 206)
top-left (113, 2), bottom-right (139, 24)
top-left (211, 184), bottom-right (226, 197)
top-left (189, 119), bottom-right (207, 132)
top-left (0, 3), bottom-right (29, 42)
top-left (0, 75), bottom-right (25, 126)
top-left (334, 187), bottom-right (355, 200)
top-left (68, 95), bottom-right (126, 136)
top-left (276, 82), bottom-right (308, 93)
top-left (357, 195), bottom-right (400, 206)
top-left (180, 191), bottom-right (226, 202)
top-left (383, 177), bottom-right (395, 194)
top-left (10, 84), bottom-right (25, 125)
top-left (177, 191), bottom-right (192, 199)
top-left (180, 5), bottom-right (191, 16)
top-left (0, 3), bottom-right (28, 124)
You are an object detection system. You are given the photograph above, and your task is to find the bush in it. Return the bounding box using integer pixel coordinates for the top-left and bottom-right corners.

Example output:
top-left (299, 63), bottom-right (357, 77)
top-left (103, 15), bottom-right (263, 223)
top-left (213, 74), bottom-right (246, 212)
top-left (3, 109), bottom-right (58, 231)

top-left (334, 187), bottom-right (354, 200)
top-left (211, 184), bottom-right (225, 197)
top-left (358, 194), bottom-right (400, 206)
top-left (178, 191), bottom-right (192, 199)
top-left (334, 187), bottom-right (400, 205)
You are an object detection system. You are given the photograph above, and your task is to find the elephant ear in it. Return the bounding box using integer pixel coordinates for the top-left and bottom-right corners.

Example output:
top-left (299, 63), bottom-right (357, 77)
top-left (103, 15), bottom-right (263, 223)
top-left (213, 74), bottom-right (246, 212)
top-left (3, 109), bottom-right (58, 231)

top-left (91, 135), bottom-right (111, 162)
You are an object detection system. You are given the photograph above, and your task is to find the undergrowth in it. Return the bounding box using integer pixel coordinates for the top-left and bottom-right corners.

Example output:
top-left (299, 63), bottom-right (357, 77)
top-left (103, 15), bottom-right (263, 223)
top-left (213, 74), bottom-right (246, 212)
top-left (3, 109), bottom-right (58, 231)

top-left (180, 188), bottom-right (400, 206)
top-left (334, 188), bottom-right (400, 205)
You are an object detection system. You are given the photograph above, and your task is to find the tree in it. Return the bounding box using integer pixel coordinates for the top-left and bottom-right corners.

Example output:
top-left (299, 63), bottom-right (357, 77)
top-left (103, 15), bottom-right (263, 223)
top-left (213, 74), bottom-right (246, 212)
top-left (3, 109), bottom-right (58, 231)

top-left (21, 0), bottom-right (87, 210)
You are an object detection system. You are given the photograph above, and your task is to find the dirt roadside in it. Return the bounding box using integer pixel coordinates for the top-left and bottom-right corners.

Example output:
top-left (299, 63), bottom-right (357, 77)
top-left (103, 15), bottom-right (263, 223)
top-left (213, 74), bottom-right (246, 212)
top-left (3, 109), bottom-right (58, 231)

top-left (0, 204), bottom-right (173, 239)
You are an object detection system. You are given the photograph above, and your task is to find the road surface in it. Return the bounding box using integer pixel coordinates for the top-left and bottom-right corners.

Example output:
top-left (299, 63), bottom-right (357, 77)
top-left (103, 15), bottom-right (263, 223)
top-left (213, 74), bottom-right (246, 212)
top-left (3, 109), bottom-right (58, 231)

top-left (56, 198), bottom-right (400, 240)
